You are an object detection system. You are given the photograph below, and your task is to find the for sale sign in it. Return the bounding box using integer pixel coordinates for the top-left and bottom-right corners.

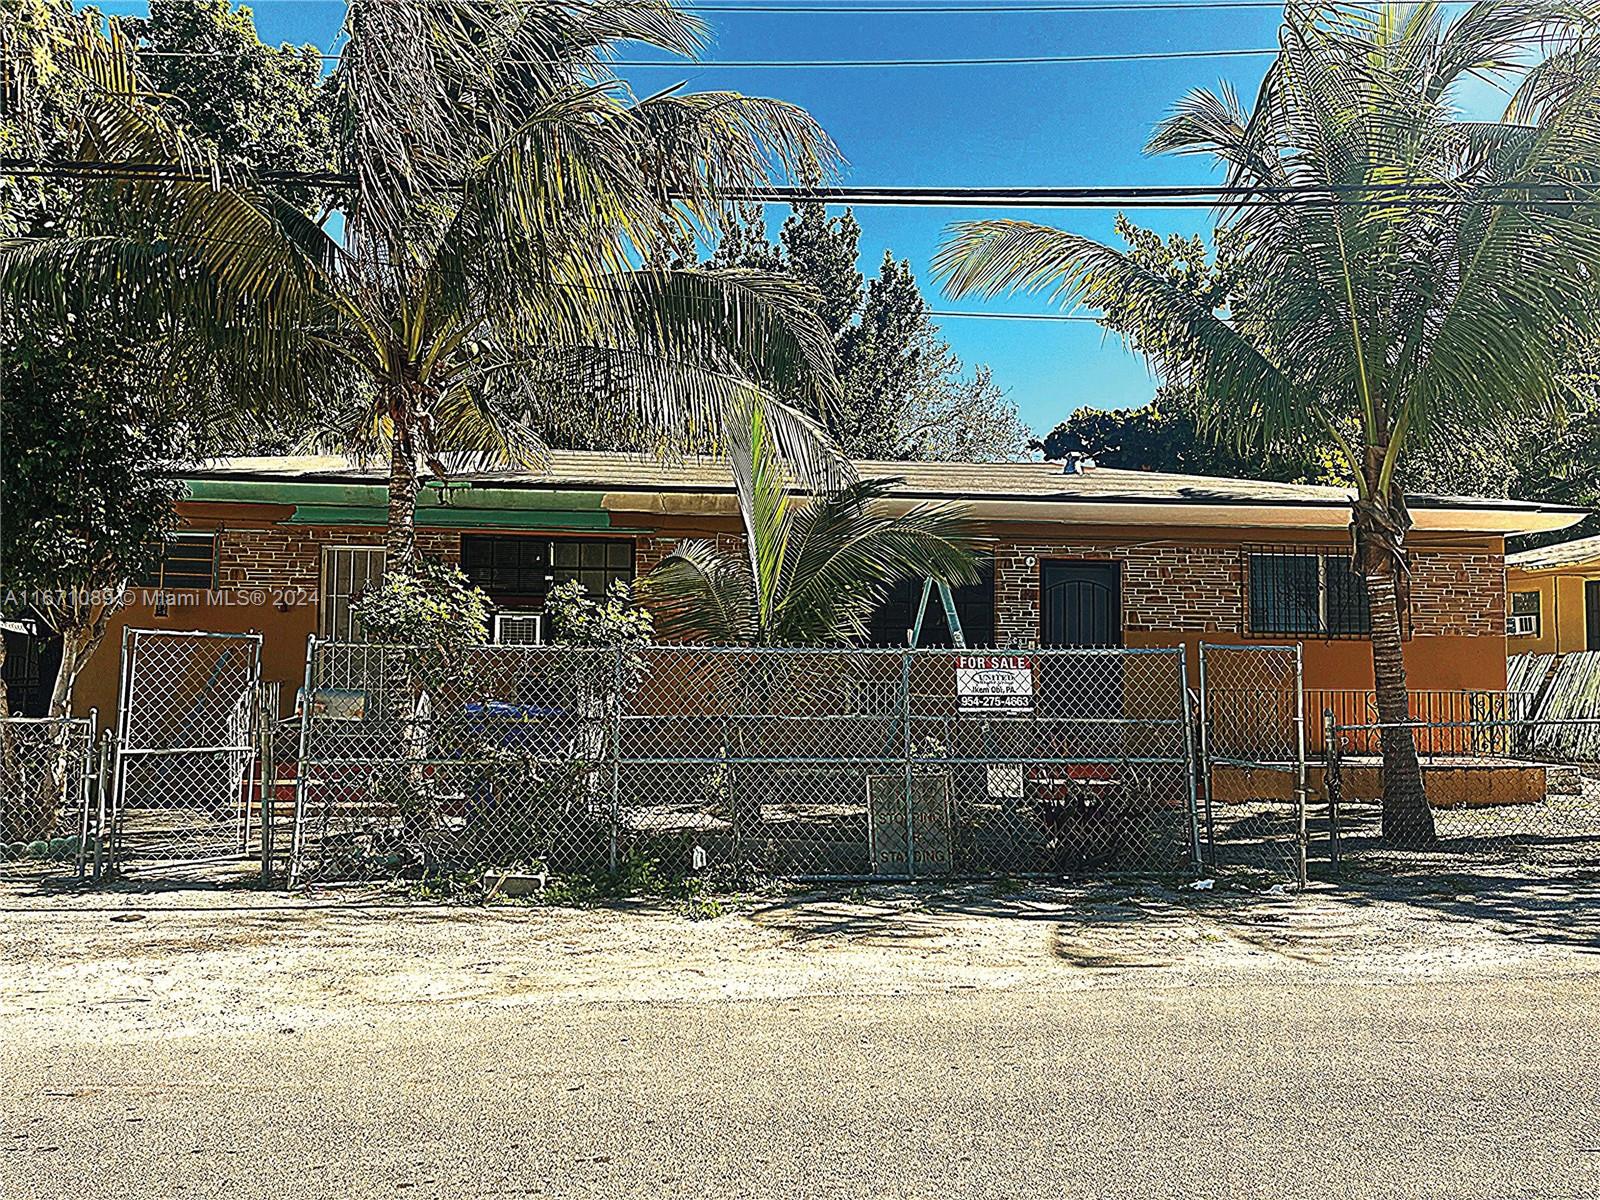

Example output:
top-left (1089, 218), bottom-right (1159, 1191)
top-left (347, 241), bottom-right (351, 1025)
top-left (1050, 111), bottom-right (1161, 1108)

top-left (955, 653), bottom-right (1035, 714)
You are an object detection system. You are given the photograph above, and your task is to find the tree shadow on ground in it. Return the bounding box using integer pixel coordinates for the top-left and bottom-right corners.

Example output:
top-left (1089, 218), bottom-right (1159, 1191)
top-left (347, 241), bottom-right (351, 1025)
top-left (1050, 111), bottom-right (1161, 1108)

top-left (746, 856), bottom-right (1600, 961)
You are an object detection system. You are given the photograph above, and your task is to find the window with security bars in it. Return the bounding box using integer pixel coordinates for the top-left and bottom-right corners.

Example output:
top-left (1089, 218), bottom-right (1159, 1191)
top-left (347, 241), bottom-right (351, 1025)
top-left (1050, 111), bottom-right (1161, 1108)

top-left (461, 535), bottom-right (634, 604)
top-left (1247, 549), bottom-right (1373, 638)
top-left (320, 546), bottom-right (386, 640)
top-left (135, 532), bottom-right (217, 590)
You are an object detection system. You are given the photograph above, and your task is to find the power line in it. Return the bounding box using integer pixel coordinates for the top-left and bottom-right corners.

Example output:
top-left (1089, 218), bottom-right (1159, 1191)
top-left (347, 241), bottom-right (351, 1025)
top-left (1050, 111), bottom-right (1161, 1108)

top-left (134, 46), bottom-right (1280, 67)
top-left (10, 163), bottom-right (1597, 209)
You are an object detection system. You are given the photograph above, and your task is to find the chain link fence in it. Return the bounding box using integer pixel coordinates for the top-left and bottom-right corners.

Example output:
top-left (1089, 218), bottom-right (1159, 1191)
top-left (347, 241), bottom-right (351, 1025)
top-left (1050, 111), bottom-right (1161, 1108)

top-left (0, 715), bottom-right (103, 881)
top-left (1323, 711), bottom-right (1600, 868)
top-left (289, 642), bottom-right (1200, 883)
top-left (1197, 643), bottom-right (1307, 883)
top-left (112, 629), bottom-right (264, 872)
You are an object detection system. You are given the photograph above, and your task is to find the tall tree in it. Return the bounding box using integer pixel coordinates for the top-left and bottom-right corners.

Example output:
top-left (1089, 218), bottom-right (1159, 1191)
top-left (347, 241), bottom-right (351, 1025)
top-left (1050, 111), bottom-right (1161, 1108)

top-left (3, 0), bottom-right (849, 586)
top-left (938, 2), bottom-right (1600, 846)
top-left (708, 201), bottom-right (1031, 460)
top-left (125, 0), bottom-right (332, 208)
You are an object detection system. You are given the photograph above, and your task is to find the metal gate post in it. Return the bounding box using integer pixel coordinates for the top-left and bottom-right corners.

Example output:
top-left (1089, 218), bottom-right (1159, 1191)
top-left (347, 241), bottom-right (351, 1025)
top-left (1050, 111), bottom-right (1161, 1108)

top-left (901, 650), bottom-right (914, 880)
top-left (608, 648), bottom-right (623, 877)
top-left (1195, 644), bottom-right (1215, 868)
top-left (1178, 645), bottom-right (1202, 868)
top-left (1294, 644), bottom-right (1308, 887)
top-left (286, 636), bottom-right (317, 887)
top-left (258, 686), bottom-right (275, 884)
top-left (107, 627), bottom-right (137, 876)
top-left (1323, 708), bottom-right (1342, 873)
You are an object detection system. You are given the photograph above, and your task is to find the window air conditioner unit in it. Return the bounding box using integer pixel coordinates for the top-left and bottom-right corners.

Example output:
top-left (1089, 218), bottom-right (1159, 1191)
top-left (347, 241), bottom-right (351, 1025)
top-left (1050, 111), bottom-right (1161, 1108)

top-left (1507, 613), bottom-right (1538, 637)
top-left (493, 611), bottom-right (546, 645)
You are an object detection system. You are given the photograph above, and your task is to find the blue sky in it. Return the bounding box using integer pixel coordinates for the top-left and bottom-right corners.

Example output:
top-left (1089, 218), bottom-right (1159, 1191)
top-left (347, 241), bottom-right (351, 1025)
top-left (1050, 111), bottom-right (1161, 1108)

top-left (95, 1), bottom-right (1505, 437)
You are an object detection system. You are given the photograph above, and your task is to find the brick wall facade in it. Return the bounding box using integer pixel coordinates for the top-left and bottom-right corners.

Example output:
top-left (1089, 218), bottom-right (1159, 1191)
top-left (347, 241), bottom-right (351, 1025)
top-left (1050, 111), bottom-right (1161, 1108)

top-left (208, 521), bottom-right (1503, 647)
top-left (217, 526), bottom-right (461, 597)
top-left (1408, 546), bottom-right (1506, 637)
top-left (986, 537), bottom-right (1503, 648)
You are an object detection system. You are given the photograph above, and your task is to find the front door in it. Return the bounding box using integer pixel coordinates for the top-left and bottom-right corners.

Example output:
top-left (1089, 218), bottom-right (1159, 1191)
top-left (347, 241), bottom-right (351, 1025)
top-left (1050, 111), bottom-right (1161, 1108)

top-left (1040, 561), bottom-right (1122, 647)
top-left (1587, 579), bottom-right (1600, 650)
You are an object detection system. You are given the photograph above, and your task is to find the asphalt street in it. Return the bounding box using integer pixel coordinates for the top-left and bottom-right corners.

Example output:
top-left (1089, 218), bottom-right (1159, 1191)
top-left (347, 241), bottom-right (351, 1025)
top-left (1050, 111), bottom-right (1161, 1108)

top-left (7, 966), bottom-right (1598, 1199)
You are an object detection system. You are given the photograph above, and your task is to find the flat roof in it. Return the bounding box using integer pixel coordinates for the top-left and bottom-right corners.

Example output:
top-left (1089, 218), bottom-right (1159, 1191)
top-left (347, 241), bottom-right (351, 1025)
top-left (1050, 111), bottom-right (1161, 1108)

top-left (183, 453), bottom-right (1589, 536)
top-left (1508, 532), bottom-right (1600, 569)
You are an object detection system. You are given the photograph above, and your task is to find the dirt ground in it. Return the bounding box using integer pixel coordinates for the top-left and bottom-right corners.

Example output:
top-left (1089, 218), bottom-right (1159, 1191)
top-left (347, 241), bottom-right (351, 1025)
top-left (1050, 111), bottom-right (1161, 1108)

top-left (4, 858), bottom-right (1599, 1045)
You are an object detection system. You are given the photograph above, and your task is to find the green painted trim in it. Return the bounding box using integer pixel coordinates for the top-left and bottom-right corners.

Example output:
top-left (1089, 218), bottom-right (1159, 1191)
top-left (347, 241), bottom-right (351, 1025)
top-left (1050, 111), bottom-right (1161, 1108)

top-left (284, 504), bottom-right (624, 531)
top-left (185, 477), bottom-right (610, 513)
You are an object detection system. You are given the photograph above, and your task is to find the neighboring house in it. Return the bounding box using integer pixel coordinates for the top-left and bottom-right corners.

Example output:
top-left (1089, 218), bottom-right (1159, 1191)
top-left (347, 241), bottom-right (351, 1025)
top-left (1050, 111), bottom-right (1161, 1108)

top-left (1506, 533), bottom-right (1600, 655)
top-left (43, 453), bottom-right (1583, 720)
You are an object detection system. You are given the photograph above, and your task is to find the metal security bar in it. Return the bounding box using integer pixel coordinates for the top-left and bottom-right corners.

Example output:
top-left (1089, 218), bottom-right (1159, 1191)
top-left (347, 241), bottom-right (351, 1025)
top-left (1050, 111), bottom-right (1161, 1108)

top-left (1197, 643), bottom-right (1307, 884)
top-left (0, 714), bottom-right (100, 881)
top-left (112, 629), bottom-right (264, 873)
top-left (289, 642), bottom-right (1200, 884)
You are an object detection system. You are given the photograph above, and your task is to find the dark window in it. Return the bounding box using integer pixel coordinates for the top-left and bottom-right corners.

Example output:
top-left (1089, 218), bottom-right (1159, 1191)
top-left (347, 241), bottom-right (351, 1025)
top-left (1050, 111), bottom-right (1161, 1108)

top-left (1587, 580), bottom-right (1600, 651)
top-left (1248, 550), bottom-right (1372, 638)
top-left (461, 535), bottom-right (634, 605)
top-left (865, 561), bottom-right (995, 647)
top-left (135, 533), bottom-right (216, 590)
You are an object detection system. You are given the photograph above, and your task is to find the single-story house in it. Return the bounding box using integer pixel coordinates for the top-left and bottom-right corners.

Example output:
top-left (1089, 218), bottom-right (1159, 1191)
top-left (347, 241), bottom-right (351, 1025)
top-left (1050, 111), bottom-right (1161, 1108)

top-left (7, 453), bottom-right (1582, 720)
top-left (1506, 532), bottom-right (1600, 654)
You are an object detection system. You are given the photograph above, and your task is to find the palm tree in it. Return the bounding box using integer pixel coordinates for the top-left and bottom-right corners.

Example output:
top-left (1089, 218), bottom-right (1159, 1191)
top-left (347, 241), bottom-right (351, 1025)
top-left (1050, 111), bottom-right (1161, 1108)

top-left (3, 0), bottom-right (849, 580)
top-left (641, 404), bottom-right (978, 645)
top-left (934, 1), bottom-right (1600, 846)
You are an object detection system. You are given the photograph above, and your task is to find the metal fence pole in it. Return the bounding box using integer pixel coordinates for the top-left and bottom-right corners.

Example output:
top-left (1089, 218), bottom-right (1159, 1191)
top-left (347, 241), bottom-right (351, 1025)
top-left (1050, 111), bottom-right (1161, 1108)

top-left (609, 648), bottom-right (623, 877)
top-left (1323, 708), bottom-right (1341, 873)
top-left (75, 708), bottom-right (97, 879)
top-left (286, 635), bottom-right (318, 887)
top-left (259, 687), bottom-right (275, 884)
top-left (1195, 644), bottom-right (1215, 869)
top-left (900, 649), bottom-right (914, 880)
top-left (1295, 644), bottom-right (1308, 887)
top-left (1178, 645), bottom-right (1203, 869)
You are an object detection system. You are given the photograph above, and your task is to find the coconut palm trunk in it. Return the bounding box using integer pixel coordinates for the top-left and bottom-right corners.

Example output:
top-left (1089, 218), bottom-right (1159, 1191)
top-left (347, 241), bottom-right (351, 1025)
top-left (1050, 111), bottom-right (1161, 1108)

top-left (934, 3), bottom-right (1600, 851)
top-left (1353, 479), bottom-right (1435, 846)
top-left (384, 391), bottom-right (421, 571)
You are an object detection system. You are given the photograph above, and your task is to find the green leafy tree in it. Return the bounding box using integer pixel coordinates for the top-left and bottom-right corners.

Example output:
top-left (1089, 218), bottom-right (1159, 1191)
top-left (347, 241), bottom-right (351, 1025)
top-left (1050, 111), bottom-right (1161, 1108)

top-left (937, 2), bottom-right (1600, 846)
top-left (124, 0), bottom-right (332, 210)
top-left (3, 0), bottom-right (849, 588)
top-left (1, 0), bottom-right (331, 726)
top-left (641, 404), bottom-right (978, 645)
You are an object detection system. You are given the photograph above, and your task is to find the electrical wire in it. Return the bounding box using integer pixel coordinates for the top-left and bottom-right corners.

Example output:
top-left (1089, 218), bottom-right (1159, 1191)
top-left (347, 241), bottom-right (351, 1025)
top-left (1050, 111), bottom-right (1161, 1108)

top-left (131, 46), bottom-right (1281, 67)
top-left (7, 163), bottom-right (1597, 209)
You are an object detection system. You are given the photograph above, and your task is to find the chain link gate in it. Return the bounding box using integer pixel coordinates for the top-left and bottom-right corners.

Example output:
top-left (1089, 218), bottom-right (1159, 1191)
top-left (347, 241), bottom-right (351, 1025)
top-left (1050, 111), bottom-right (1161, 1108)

top-left (1197, 643), bottom-right (1308, 884)
top-left (0, 714), bottom-right (103, 881)
top-left (111, 629), bottom-right (265, 875)
top-left (289, 641), bottom-right (1202, 884)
